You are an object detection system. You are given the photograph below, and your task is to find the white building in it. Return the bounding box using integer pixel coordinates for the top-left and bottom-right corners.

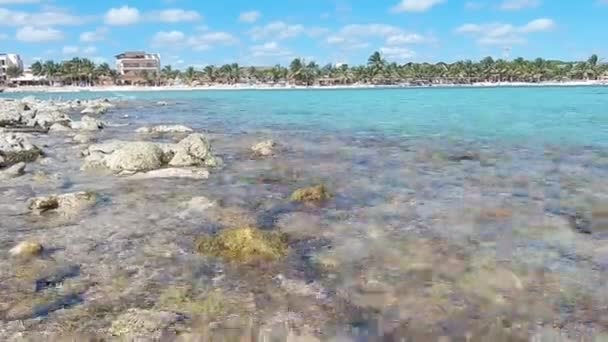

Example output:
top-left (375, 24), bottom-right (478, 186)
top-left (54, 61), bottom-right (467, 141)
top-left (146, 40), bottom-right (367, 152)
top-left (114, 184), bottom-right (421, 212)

top-left (0, 53), bottom-right (24, 82)
top-left (115, 51), bottom-right (161, 76)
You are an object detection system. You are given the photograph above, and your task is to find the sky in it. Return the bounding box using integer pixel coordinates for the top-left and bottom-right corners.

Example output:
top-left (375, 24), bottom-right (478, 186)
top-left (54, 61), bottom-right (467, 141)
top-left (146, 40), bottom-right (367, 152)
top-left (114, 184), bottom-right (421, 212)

top-left (1, 0), bottom-right (607, 68)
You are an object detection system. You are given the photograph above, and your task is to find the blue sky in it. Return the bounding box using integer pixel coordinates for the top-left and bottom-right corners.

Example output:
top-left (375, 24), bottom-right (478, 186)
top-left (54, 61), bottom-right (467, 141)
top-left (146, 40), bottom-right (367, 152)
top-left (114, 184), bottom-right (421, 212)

top-left (1, 0), bottom-right (607, 68)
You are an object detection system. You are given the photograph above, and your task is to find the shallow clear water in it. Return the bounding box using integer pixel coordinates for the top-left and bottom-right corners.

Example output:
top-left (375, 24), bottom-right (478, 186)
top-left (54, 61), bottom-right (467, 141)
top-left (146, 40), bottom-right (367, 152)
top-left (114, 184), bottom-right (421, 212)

top-left (2, 87), bottom-right (608, 340)
top-left (4, 86), bottom-right (608, 146)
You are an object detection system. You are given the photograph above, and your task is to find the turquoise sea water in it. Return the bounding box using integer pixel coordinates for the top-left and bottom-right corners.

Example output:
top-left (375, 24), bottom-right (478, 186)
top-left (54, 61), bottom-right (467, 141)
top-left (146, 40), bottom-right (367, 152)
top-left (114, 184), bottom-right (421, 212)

top-left (3, 86), bottom-right (608, 146)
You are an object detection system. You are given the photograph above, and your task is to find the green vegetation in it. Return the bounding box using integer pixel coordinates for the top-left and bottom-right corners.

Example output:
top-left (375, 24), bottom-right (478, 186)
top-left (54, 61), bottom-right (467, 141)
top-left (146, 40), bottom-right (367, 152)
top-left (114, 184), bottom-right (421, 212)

top-left (28, 53), bottom-right (608, 86)
top-left (196, 227), bottom-right (288, 264)
top-left (157, 286), bottom-right (224, 316)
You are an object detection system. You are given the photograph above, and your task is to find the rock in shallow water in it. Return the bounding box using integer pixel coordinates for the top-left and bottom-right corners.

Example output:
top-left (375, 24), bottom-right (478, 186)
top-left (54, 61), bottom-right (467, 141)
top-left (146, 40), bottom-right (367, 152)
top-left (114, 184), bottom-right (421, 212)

top-left (196, 227), bottom-right (288, 264)
top-left (136, 125), bottom-right (193, 134)
top-left (290, 185), bottom-right (331, 202)
top-left (70, 116), bottom-right (104, 131)
top-left (104, 142), bottom-right (165, 172)
top-left (169, 133), bottom-right (222, 168)
top-left (9, 241), bottom-right (43, 258)
top-left (128, 168), bottom-right (210, 180)
top-left (251, 139), bottom-right (278, 157)
top-left (0, 162), bottom-right (25, 179)
top-left (28, 191), bottom-right (97, 215)
top-left (0, 133), bottom-right (43, 167)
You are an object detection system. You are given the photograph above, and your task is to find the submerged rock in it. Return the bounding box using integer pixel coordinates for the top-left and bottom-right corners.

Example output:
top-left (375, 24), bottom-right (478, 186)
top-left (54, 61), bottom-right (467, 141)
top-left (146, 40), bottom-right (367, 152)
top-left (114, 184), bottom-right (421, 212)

top-left (196, 227), bottom-right (288, 264)
top-left (0, 162), bottom-right (26, 179)
top-left (136, 125), bottom-right (193, 134)
top-left (81, 105), bottom-right (108, 115)
top-left (251, 139), bottom-right (278, 157)
top-left (10, 241), bottom-right (44, 258)
top-left (0, 133), bottom-right (43, 167)
top-left (109, 309), bottom-right (184, 338)
top-left (169, 133), bottom-right (221, 168)
top-left (28, 191), bottom-right (97, 215)
top-left (129, 168), bottom-right (210, 180)
top-left (70, 116), bottom-right (104, 131)
top-left (290, 185), bottom-right (331, 202)
top-left (104, 142), bottom-right (165, 172)
top-left (73, 133), bottom-right (95, 145)
top-left (49, 123), bottom-right (72, 132)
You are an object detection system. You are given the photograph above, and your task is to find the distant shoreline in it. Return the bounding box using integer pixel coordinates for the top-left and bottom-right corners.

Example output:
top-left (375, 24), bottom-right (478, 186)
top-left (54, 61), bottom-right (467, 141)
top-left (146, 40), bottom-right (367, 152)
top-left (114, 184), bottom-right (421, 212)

top-left (3, 80), bottom-right (608, 93)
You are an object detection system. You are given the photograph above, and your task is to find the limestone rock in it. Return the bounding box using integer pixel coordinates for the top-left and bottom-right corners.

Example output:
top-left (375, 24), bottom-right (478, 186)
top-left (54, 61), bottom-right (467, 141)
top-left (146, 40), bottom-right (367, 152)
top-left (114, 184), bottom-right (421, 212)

top-left (136, 125), bottom-right (193, 134)
top-left (49, 123), bottom-right (72, 132)
top-left (73, 133), bottom-right (95, 145)
top-left (28, 191), bottom-right (97, 215)
top-left (0, 162), bottom-right (26, 179)
top-left (251, 139), bottom-right (278, 157)
top-left (9, 241), bottom-right (43, 258)
top-left (81, 105), bottom-right (107, 115)
top-left (70, 116), bottom-right (104, 131)
top-left (104, 142), bottom-right (164, 172)
top-left (169, 133), bottom-right (221, 168)
top-left (129, 168), bottom-right (210, 180)
top-left (0, 133), bottom-right (43, 167)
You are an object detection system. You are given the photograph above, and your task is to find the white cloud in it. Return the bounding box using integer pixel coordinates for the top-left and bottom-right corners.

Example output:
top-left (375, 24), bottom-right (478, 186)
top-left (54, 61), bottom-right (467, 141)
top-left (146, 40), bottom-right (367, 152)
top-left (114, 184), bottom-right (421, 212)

top-left (380, 46), bottom-right (415, 60)
top-left (239, 10), bottom-right (260, 23)
top-left (249, 21), bottom-right (305, 40)
top-left (80, 27), bottom-right (108, 43)
top-left (16, 26), bottom-right (63, 42)
top-left (62, 46), bottom-right (79, 55)
top-left (0, 8), bottom-right (86, 27)
top-left (520, 18), bottom-right (555, 32)
top-left (250, 41), bottom-right (293, 57)
top-left (327, 24), bottom-right (430, 51)
top-left (500, 0), bottom-right (541, 10)
top-left (386, 33), bottom-right (425, 45)
top-left (152, 30), bottom-right (185, 46)
top-left (152, 8), bottom-right (201, 23)
top-left (391, 0), bottom-right (445, 13)
top-left (456, 18), bottom-right (555, 45)
top-left (187, 31), bottom-right (239, 50)
top-left (105, 6), bottom-right (140, 26)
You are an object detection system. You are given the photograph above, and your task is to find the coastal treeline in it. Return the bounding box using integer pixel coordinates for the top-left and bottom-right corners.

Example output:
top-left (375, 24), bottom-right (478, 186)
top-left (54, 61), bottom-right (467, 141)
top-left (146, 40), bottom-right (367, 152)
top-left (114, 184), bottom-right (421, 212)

top-left (25, 52), bottom-right (608, 86)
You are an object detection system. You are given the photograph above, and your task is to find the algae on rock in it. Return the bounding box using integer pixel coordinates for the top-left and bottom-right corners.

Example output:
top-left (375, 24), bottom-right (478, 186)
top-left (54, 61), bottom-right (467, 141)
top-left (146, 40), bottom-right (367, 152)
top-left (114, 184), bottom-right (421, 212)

top-left (290, 184), bottom-right (331, 202)
top-left (196, 227), bottom-right (288, 263)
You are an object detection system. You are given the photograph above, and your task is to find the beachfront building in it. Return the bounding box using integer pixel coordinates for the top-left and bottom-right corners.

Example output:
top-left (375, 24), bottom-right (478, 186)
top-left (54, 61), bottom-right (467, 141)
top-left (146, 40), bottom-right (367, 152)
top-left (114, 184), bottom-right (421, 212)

top-left (9, 68), bottom-right (49, 86)
top-left (0, 53), bottom-right (24, 83)
top-left (115, 51), bottom-right (161, 85)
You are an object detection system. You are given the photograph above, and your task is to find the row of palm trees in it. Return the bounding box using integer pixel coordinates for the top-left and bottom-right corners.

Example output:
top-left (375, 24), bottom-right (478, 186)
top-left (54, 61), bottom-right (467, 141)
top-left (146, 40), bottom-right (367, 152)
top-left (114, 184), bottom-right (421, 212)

top-left (24, 53), bottom-right (608, 87)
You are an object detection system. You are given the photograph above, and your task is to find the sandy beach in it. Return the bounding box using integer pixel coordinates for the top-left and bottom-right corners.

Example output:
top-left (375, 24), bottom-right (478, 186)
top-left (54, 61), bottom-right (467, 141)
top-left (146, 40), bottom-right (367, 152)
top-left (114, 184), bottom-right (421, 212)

top-left (3, 80), bottom-right (608, 93)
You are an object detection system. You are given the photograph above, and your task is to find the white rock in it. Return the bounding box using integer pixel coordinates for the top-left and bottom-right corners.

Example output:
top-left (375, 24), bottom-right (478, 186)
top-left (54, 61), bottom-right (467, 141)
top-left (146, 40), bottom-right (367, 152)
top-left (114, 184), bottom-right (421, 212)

top-left (104, 142), bottom-right (165, 172)
top-left (252, 139), bottom-right (278, 157)
top-left (169, 133), bottom-right (221, 168)
top-left (0, 162), bottom-right (26, 179)
top-left (49, 123), bottom-right (72, 132)
top-left (156, 101), bottom-right (169, 106)
top-left (81, 105), bottom-right (107, 115)
top-left (70, 116), bottom-right (104, 131)
top-left (129, 168), bottom-right (210, 180)
top-left (136, 125), bottom-right (193, 134)
top-left (28, 191), bottom-right (97, 214)
top-left (73, 133), bottom-right (95, 144)
top-left (0, 133), bottom-right (43, 167)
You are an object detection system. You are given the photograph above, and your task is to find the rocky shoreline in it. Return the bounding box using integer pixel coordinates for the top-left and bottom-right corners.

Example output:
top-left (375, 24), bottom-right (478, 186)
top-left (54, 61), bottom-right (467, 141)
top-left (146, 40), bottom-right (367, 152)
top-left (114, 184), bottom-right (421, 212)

top-left (1, 96), bottom-right (608, 340)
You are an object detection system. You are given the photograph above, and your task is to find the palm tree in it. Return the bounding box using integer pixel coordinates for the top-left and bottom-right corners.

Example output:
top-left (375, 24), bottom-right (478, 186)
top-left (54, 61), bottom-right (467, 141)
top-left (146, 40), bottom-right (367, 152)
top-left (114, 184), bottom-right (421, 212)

top-left (183, 66), bottom-right (196, 85)
top-left (30, 61), bottom-right (43, 76)
top-left (203, 65), bottom-right (217, 83)
top-left (367, 51), bottom-right (385, 82)
top-left (247, 66), bottom-right (258, 83)
top-left (289, 58), bottom-right (304, 84)
top-left (6, 66), bottom-right (23, 79)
